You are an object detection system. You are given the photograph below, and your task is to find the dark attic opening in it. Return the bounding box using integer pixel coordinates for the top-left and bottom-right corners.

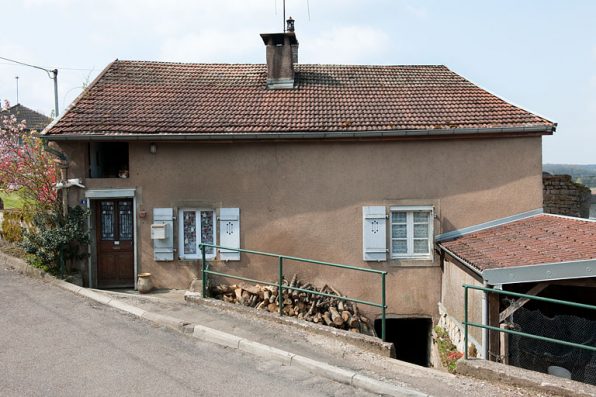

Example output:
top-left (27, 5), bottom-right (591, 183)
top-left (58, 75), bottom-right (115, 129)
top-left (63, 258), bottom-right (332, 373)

top-left (375, 316), bottom-right (432, 367)
top-left (89, 142), bottom-right (129, 178)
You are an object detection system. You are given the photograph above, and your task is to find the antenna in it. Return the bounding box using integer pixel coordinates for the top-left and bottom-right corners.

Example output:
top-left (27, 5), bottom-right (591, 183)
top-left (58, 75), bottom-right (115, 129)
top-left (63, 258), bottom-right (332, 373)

top-left (15, 76), bottom-right (19, 104)
top-left (283, 0), bottom-right (286, 32)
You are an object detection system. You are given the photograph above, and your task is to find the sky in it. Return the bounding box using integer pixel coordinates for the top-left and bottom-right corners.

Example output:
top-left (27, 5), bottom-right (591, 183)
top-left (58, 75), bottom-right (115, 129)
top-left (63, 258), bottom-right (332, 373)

top-left (1, 0), bottom-right (595, 164)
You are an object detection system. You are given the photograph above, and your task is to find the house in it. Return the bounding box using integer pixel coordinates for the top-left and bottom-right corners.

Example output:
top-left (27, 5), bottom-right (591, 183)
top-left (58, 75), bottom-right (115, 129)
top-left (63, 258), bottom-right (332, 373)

top-left (1, 103), bottom-right (52, 131)
top-left (42, 23), bottom-right (556, 359)
top-left (437, 211), bottom-right (596, 380)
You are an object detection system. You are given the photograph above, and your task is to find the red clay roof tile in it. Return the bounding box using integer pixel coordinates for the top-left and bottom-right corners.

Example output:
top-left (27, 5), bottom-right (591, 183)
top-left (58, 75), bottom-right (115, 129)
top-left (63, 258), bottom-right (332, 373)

top-left (45, 61), bottom-right (554, 137)
top-left (440, 214), bottom-right (596, 271)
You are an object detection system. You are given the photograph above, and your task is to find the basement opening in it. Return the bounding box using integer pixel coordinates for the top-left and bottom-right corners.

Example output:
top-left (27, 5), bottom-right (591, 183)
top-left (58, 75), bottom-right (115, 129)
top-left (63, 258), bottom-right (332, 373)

top-left (375, 315), bottom-right (432, 367)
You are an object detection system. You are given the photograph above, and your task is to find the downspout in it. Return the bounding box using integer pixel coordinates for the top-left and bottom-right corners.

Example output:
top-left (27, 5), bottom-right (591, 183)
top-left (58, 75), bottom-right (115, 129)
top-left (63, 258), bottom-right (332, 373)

top-left (482, 280), bottom-right (489, 360)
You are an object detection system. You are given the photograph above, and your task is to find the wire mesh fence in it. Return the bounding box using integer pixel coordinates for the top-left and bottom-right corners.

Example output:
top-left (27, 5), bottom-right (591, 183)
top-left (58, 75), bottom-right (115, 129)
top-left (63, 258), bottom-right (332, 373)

top-left (506, 305), bottom-right (596, 384)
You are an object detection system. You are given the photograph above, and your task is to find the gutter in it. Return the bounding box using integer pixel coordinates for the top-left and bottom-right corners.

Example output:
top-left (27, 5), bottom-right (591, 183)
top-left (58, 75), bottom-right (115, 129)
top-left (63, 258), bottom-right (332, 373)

top-left (41, 125), bottom-right (555, 142)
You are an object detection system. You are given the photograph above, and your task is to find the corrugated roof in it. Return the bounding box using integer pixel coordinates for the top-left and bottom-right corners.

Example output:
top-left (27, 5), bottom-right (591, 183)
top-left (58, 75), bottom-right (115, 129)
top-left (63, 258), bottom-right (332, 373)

top-left (438, 214), bottom-right (596, 272)
top-left (44, 61), bottom-right (555, 138)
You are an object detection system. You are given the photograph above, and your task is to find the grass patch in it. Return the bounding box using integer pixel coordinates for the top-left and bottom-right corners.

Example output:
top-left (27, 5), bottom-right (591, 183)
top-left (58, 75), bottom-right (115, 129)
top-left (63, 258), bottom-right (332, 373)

top-left (0, 192), bottom-right (23, 209)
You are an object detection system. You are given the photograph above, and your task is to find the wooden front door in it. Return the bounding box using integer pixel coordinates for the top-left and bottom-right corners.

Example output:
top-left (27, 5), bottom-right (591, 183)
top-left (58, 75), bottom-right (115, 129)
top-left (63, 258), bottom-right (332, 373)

top-left (96, 199), bottom-right (134, 288)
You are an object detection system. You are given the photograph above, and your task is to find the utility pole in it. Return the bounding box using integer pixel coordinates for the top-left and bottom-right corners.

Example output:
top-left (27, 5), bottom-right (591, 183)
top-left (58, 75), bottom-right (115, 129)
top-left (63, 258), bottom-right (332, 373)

top-left (0, 57), bottom-right (59, 117)
top-left (15, 76), bottom-right (19, 104)
top-left (52, 69), bottom-right (59, 117)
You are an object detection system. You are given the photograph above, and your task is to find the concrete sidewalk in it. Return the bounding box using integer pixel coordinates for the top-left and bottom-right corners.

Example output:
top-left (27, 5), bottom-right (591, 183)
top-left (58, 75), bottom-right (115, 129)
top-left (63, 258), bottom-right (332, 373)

top-left (3, 250), bottom-right (596, 396)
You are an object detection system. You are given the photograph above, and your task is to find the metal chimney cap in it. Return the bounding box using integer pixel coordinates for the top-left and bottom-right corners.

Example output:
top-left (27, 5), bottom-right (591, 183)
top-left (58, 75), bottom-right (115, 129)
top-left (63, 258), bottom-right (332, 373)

top-left (286, 17), bottom-right (295, 32)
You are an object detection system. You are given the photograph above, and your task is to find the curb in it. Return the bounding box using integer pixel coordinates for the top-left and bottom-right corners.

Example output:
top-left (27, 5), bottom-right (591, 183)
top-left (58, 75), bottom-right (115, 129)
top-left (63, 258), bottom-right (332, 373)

top-left (184, 290), bottom-right (396, 358)
top-left (458, 358), bottom-right (596, 397)
top-left (2, 253), bottom-right (425, 397)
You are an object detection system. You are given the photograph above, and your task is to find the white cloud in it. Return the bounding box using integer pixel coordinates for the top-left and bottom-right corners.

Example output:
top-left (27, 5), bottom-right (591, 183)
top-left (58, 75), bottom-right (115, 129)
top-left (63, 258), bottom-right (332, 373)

top-left (405, 4), bottom-right (429, 19)
top-left (301, 26), bottom-right (391, 64)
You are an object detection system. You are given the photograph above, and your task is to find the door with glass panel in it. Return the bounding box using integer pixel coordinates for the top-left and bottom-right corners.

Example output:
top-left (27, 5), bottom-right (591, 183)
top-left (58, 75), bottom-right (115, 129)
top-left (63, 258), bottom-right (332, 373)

top-left (96, 199), bottom-right (134, 287)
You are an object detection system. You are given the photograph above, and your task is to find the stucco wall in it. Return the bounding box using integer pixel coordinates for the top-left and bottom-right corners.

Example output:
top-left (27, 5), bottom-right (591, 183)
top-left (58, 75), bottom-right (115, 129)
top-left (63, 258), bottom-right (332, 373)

top-left (57, 136), bottom-right (543, 319)
top-left (440, 258), bottom-right (484, 348)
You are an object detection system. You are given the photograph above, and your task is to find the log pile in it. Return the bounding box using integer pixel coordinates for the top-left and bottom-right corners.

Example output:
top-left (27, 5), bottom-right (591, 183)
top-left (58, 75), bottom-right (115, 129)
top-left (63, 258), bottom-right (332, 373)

top-left (210, 274), bottom-right (375, 336)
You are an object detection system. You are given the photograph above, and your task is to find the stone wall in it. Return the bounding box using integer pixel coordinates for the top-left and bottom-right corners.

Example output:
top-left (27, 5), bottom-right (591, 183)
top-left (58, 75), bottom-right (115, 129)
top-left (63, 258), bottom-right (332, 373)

top-left (543, 174), bottom-right (592, 218)
top-left (437, 302), bottom-right (482, 359)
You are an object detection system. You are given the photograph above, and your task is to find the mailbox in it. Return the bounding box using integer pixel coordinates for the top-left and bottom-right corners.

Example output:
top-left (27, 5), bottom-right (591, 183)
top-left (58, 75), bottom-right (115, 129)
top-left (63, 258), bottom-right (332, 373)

top-left (151, 223), bottom-right (168, 239)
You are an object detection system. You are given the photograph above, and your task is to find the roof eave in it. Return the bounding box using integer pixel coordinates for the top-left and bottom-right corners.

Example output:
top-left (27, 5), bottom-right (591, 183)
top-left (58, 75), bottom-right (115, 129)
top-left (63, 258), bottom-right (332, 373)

top-left (435, 209), bottom-right (544, 243)
top-left (482, 259), bottom-right (596, 286)
top-left (42, 125), bottom-right (556, 141)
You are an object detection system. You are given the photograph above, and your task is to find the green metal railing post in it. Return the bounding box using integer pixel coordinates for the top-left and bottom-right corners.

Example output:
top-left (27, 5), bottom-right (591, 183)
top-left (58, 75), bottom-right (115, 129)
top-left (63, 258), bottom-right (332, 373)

top-left (202, 244), bottom-right (207, 298)
top-left (278, 257), bottom-right (283, 317)
top-left (464, 286), bottom-right (469, 359)
top-left (382, 272), bottom-right (386, 342)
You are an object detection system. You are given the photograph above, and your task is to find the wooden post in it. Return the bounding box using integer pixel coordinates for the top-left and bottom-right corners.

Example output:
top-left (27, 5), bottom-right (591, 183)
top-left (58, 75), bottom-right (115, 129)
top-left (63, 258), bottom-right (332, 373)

top-left (488, 291), bottom-right (500, 362)
top-left (500, 323), bottom-right (510, 365)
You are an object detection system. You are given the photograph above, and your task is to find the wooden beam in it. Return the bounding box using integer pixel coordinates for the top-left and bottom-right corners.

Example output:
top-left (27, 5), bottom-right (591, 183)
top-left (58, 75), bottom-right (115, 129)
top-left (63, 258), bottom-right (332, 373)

top-left (500, 323), bottom-right (511, 365)
top-left (499, 282), bottom-right (549, 323)
top-left (488, 291), bottom-right (500, 362)
top-left (549, 278), bottom-right (596, 288)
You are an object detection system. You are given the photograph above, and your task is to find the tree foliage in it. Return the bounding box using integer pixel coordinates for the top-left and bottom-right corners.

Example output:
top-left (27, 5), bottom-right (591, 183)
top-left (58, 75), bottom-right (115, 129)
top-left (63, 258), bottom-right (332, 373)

top-left (0, 100), bottom-right (57, 211)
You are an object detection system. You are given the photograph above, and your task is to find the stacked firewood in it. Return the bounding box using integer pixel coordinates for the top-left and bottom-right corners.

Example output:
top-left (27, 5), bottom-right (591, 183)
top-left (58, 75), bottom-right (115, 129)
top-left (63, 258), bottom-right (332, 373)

top-left (210, 274), bottom-right (375, 336)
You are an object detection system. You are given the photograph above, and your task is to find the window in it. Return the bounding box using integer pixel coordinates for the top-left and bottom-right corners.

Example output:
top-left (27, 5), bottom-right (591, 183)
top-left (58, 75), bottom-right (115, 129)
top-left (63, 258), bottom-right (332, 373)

top-left (89, 142), bottom-right (129, 178)
top-left (178, 209), bottom-right (216, 260)
top-left (390, 206), bottom-right (433, 259)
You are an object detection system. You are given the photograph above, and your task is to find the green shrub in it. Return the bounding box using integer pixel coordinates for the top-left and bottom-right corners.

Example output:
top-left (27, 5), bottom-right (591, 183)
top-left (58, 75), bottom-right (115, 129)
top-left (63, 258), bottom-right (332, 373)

top-left (1, 211), bottom-right (33, 243)
top-left (20, 206), bottom-right (90, 275)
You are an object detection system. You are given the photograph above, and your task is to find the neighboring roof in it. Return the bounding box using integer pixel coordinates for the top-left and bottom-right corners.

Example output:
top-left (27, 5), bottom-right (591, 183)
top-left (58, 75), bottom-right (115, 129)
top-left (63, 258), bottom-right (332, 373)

top-left (437, 211), bottom-right (596, 285)
top-left (2, 104), bottom-right (52, 131)
top-left (44, 61), bottom-right (555, 139)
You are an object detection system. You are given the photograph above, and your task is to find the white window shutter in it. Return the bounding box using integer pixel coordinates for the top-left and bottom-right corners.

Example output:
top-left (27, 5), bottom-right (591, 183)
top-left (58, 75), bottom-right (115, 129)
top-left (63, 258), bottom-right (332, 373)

top-left (363, 206), bottom-right (387, 261)
top-left (219, 208), bottom-right (240, 261)
top-left (153, 208), bottom-right (174, 261)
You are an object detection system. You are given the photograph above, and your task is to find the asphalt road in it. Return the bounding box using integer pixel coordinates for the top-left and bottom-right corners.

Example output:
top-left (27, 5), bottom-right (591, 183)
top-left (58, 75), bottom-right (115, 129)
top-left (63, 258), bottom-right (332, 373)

top-left (0, 267), bottom-right (376, 397)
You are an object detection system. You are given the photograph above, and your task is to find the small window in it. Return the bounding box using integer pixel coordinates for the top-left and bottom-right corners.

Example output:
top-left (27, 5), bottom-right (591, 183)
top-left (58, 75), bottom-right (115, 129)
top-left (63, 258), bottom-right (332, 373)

top-left (89, 142), bottom-right (129, 178)
top-left (389, 206), bottom-right (433, 259)
top-left (179, 209), bottom-right (216, 260)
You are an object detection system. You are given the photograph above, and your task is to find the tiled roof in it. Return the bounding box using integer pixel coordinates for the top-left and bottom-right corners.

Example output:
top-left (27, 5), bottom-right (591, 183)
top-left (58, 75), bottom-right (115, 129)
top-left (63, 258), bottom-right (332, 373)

top-left (45, 61), bottom-right (555, 137)
top-left (2, 104), bottom-right (52, 131)
top-left (439, 214), bottom-right (596, 272)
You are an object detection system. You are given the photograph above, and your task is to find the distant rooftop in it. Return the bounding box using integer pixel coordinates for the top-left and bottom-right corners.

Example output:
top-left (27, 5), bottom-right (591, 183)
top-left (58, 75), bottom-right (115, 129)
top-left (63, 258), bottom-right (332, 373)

top-left (1, 104), bottom-right (52, 131)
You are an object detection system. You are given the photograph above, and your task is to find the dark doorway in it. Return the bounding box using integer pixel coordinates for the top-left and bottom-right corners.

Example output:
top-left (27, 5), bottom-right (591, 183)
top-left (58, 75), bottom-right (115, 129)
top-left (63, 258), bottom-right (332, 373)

top-left (375, 317), bottom-right (432, 367)
top-left (96, 199), bottom-right (134, 287)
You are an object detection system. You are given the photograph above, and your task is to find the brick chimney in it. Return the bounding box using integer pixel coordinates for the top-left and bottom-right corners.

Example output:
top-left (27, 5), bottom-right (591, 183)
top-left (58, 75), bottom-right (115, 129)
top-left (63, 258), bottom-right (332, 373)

top-left (260, 18), bottom-right (299, 90)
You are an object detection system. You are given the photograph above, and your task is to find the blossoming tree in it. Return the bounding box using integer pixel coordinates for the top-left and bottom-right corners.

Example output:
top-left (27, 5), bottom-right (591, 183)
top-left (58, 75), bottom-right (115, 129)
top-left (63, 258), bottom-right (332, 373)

top-left (0, 100), bottom-right (57, 211)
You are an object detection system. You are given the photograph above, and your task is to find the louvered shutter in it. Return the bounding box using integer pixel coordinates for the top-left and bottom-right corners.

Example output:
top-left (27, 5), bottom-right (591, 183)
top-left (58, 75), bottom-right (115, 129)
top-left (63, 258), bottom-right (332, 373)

top-left (219, 208), bottom-right (240, 261)
top-left (363, 206), bottom-right (387, 261)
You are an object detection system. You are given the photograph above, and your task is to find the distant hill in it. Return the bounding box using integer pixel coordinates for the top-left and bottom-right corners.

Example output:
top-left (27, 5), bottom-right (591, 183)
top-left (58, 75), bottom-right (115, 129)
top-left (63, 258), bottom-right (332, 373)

top-left (544, 164), bottom-right (596, 188)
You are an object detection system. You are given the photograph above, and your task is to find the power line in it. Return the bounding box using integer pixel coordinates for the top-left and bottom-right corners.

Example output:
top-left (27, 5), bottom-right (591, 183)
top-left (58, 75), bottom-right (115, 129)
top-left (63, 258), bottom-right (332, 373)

top-left (0, 57), bottom-right (95, 73)
top-left (0, 56), bottom-right (60, 116)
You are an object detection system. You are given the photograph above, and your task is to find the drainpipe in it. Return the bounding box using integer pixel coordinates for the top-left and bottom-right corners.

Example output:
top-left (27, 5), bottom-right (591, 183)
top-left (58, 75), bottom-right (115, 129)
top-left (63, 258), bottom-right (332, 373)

top-left (482, 280), bottom-right (489, 360)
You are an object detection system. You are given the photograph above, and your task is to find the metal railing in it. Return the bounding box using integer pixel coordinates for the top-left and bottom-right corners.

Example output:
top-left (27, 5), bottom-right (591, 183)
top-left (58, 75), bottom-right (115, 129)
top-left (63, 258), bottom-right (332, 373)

top-left (199, 243), bottom-right (388, 341)
top-left (463, 284), bottom-right (596, 359)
